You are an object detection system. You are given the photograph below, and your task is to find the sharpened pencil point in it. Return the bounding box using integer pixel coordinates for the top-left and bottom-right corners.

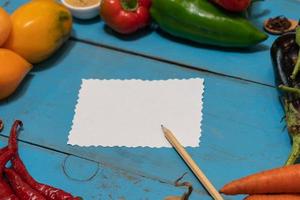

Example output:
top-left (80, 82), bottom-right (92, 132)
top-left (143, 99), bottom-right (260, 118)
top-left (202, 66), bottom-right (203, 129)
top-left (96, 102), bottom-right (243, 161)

top-left (161, 124), bottom-right (167, 132)
top-left (161, 125), bottom-right (167, 135)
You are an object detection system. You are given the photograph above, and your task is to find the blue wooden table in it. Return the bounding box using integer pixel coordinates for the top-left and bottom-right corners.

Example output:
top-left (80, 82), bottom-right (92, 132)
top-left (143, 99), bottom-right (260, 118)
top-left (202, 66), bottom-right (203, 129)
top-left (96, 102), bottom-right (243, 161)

top-left (0, 0), bottom-right (297, 199)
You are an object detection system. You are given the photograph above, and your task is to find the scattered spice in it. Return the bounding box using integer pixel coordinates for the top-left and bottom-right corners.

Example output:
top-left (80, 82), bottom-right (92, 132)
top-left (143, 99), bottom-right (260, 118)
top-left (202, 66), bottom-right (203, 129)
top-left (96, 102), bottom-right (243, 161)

top-left (267, 16), bottom-right (291, 31)
top-left (65, 0), bottom-right (100, 7)
top-left (264, 16), bottom-right (297, 35)
top-left (164, 173), bottom-right (193, 200)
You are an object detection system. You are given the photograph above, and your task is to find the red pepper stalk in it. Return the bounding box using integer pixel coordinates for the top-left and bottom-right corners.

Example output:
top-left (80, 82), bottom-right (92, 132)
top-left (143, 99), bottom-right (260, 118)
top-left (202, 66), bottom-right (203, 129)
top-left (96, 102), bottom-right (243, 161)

top-left (8, 121), bottom-right (82, 200)
top-left (8, 120), bottom-right (23, 154)
top-left (100, 0), bottom-right (151, 34)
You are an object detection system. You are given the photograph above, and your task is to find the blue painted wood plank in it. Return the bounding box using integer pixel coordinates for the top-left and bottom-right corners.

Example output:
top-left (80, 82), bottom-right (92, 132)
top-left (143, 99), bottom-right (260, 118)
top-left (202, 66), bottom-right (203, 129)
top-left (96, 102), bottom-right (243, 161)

top-left (0, 40), bottom-right (290, 199)
top-left (0, 136), bottom-right (211, 200)
top-left (3, 0), bottom-right (299, 85)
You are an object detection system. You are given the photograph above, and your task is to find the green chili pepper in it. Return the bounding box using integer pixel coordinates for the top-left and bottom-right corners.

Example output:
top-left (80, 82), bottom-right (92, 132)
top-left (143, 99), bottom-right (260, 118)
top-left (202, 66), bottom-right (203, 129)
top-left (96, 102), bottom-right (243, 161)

top-left (150, 0), bottom-right (268, 47)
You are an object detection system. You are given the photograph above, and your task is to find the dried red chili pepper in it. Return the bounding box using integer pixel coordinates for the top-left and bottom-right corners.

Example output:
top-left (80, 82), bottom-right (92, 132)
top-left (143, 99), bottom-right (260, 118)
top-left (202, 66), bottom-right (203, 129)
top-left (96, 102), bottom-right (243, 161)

top-left (0, 194), bottom-right (19, 200)
top-left (4, 168), bottom-right (46, 200)
top-left (0, 147), bottom-right (16, 199)
top-left (11, 155), bottom-right (81, 200)
top-left (0, 120), bottom-right (22, 200)
top-left (8, 120), bottom-right (22, 154)
top-left (0, 121), bottom-right (22, 199)
top-left (8, 121), bottom-right (82, 200)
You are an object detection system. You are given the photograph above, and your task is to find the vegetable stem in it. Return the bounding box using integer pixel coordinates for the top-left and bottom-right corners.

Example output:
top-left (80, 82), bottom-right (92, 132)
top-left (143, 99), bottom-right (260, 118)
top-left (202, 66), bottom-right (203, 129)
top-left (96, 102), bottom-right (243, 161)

top-left (291, 51), bottom-right (300, 80)
top-left (291, 26), bottom-right (300, 80)
top-left (285, 134), bottom-right (300, 165)
top-left (121, 0), bottom-right (138, 11)
top-left (282, 99), bottom-right (300, 165)
top-left (279, 85), bottom-right (300, 95)
top-left (174, 173), bottom-right (193, 200)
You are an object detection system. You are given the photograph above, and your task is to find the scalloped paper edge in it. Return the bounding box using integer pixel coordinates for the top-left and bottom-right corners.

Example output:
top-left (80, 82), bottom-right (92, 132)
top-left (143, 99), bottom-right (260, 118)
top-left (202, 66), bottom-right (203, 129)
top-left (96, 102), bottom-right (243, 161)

top-left (68, 78), bottom-right (204, 148)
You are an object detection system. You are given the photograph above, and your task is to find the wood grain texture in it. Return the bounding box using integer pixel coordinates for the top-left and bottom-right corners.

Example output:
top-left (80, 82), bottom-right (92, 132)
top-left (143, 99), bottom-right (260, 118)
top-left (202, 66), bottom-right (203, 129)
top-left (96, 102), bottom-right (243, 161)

top-left (0, 40), bottom-right (290, 199)
top-left (163, 126), bottom-right (224, 200)
top-left (0, 136), bottom-right (207, 200)
top-left (4, 0), bottom-right (299, 85)
top-left (1, 1), bottom-right (296, 199)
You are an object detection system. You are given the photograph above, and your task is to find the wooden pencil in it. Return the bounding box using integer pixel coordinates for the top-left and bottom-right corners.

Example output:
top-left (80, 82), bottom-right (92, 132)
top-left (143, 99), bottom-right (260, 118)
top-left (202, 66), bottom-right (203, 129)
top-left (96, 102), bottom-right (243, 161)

top-left (161, 125), bottom-right (224, 200)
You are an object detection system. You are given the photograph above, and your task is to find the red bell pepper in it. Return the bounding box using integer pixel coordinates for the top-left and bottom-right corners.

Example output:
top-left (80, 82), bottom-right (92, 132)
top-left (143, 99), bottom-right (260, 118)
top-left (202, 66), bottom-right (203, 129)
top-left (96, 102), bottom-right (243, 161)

top-left (100, 0), bottom-right (151, 34)
top-left (211, 0), bottom-right (251, 12)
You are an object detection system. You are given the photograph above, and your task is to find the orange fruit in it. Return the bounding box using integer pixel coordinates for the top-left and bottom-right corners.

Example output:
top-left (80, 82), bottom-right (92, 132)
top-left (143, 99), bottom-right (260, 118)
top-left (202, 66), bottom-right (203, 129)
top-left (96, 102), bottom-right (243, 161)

top-left (4, 0), bottom-right (72, 64)
top-left (0, 7), bottom-right (12, 47)
top-left (0, 49), bottom-right (32, 100)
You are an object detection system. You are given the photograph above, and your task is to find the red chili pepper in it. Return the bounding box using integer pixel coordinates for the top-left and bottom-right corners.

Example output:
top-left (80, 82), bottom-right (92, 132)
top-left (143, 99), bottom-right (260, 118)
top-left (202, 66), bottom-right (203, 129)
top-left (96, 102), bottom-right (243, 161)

top-left (0, 147), bottom-right (16, 199)
top-left (0, 120), bottom-right (22, 200)
top-left (4, 168), bottom-right (46, 200)
top-left (11, 155), bottom-right (81, 200)
top-left (8, 120), bottom-right (23, 154)
top-left (100, 0), bottom-right (151, 34)
top-left (5, 120), bottom-right (44, 200)
top-left (211, 0), bottom-right (251, 12)
top-left (0, 194), bottom-right (19, 200)
top-left (8, 121), bottom-right (82, 200)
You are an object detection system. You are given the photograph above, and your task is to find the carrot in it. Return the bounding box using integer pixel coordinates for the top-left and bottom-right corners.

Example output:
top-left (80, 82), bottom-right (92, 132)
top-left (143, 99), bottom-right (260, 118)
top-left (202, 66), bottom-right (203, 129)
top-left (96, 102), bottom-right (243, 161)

top-left (220, 164), bottom-right (300, 195)
top-left (245, 195), bottom-right (300, 200)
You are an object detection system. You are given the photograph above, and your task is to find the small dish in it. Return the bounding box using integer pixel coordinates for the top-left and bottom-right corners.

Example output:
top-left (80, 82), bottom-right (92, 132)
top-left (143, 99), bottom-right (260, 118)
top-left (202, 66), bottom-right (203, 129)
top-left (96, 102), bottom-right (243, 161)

top-left (61, 0), bottom-right (101, 20)
top-left (264, 16), bottom-right (298, 35)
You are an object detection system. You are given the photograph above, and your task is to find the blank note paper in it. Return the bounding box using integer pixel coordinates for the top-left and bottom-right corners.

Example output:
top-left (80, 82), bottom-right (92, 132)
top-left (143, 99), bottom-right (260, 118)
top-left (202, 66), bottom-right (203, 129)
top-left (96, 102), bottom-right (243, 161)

top-left (68, 79), bottom-right (204, 148)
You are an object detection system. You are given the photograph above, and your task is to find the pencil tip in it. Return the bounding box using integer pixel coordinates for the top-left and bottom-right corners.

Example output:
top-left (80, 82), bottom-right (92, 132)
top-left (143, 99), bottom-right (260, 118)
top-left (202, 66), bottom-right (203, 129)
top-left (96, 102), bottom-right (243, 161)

top-left (161, 124), bottom-right (166, 133)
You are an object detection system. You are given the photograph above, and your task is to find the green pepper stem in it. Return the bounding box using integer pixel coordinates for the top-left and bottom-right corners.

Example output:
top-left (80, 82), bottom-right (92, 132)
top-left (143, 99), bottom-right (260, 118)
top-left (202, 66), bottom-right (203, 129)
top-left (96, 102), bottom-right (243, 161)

top-left (279, 85), bottom-right (300, 95)
top-left (121, 0), bottom-right (138, 11)
top-left (291, 51), bottom-right (300, 80)
top-left (285, 134), bottom-right (300, 165)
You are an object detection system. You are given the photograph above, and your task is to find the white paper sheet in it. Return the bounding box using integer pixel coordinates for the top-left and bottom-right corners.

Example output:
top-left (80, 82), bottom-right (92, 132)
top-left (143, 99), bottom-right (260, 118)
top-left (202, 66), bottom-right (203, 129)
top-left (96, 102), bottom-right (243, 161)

top-left (68, 79), bottom-right (204, 147)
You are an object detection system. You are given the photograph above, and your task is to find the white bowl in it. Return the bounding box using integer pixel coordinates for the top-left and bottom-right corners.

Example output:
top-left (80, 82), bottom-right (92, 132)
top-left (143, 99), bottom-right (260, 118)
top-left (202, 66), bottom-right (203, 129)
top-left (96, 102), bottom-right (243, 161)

top-left (61, 0), bottom-right (101, 20)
